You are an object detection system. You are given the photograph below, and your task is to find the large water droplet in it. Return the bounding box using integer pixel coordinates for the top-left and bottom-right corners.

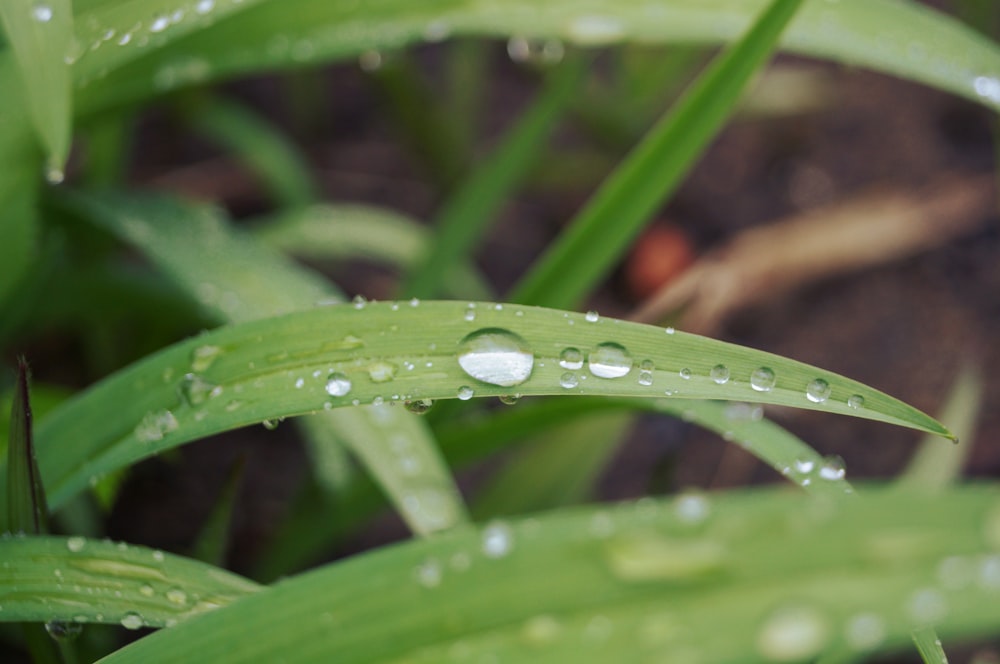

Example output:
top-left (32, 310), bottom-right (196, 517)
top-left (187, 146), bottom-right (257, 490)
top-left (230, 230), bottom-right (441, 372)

top-left (324, 372), bottom-right (351, 397)
top-left (149, 14), bottom-right (170, 32)
top-left (195, 0), bottom-right (215, 14)
top-left (558, 347), bottom-right (584, 370)
top-left (367, 361), bottom-right (397, 383)
top-left (404, 398), bottom-right (433, 415)
top-left (847, 394), bottom-right (865, 409)
top-left (806, 378), bottom-right (831, 403)
top-left (134, 410), bottom-right (179, 443)
top-left (757, 605), bottom-right (830, 661)
top-left (457, 328), bottom-right (534, 387)
top-left (673, 491), bottom-right (710, 524)
top-left (190, 344), bottom-right (222, 372)
top-left (679, 367), bottom-right (692, 380)
top-left (482, 521), bottom-right (513, 558)
top-left (974, 75), bottom-right (1000, 104)
top-left (66, 536), bottom-right (86, 552)
top-left (32, 3), bottom-right (53, 23)
top-left (710, 364), bottom-right (730, 385)
top-left (499, 394), bottom-right (520, 406)
top-left (585, 310), bottom-right (599, 323)
top-left (178, 373), bottom-right (216, 406)
top-left (165, 588), bottom-right (188, 605)
top-left (120, 612), bottom-right (144, 630)
top-left (587, 342), bottom-right (632, 379)
top-left (457, 385), bottom-right (474, 401)
top-left (45, 621), bottom-right (82, 642)
top-left (818, 455), bottom-right (845, 481)
top-left (750, 367), bottom-right (776, 392)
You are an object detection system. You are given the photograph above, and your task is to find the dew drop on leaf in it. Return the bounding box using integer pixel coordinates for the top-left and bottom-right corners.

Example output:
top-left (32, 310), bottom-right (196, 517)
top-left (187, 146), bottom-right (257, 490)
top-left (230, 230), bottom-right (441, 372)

top-left (499, 394), bottom-right (520, 405)
top-left (413, 559), bottom-right (442, 588)
top-left (178, 373), bottom-right (216, 406)
top-left (847, 394), bottom-right (865, 409)
top-left (367, 361), bottom-right (397, 383)
top-left (120, 612), bottom-right (144, 630)
top-left (818, 455), bottom-right (845, 481)
top-left (588, 342), bottom-right (632, 379)
top-left (679, 368), bottom-right (692, 380)
top-left (324, 372), bottom-right (351, 397)
top-left (756, 605), bottom-right (830, 661)
top-left (710, 364), bottom-right (731, 385)
top-left (66, 536), bottom-right (85, 552)
top-left (190, 344), bottom-right (222, 372)
top-left (481, 521), bottom-right (513, 558)
top-left (559, 372), bottom-right (579, 389)
top-left (404, 398), bottom-right (434, 415)
top-left (44, 621), bottom-right (82, 642)
top-left (558, 347), bottom-right (584, 370)
top-left (457, 328), bottom-right (534, 387)
top-left (457, 385), bottom-right (474, 401)
top-left (806, 378), bottom-right (831, 403)
top-left (31, 3), bottom-right (53, 23)
top-left (750, 367), bottom-right (776, 392)
top-left (585, 310), bottom-right (599, 323)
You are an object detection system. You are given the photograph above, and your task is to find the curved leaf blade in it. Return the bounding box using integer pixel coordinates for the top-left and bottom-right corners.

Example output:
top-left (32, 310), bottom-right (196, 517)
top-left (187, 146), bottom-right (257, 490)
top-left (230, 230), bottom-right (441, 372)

top-left (25, 301), bottom-right (950, 512)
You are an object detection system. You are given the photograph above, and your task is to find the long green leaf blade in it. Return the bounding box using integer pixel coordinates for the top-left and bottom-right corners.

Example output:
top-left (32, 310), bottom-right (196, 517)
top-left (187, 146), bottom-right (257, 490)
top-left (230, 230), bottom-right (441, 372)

top-left (0, 536), bottom-right (261, 628)
top-left (73, 1), bottom-right (1000, 116)
top-left (96, 486), bottom-right (1000, 663)
top-left (6, 357), bottom-right (48, 535)
top-left (0, 0), bottom-right (72, 178)
top-left (17, 301), bottom-right (950, 513)
top-left (512, 0), bottom-right (803, 308)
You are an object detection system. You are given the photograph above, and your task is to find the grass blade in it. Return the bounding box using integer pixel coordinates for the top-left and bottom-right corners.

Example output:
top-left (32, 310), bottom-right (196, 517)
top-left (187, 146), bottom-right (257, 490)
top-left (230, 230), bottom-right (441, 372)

top-left (62, 191), bottom-right (469, 536)
top-left (6, 357), bottom-right (48, 535)
top-left (0, 536), bottom-right (261, 628)
top-left (912, 626), bottom-right (949, 664)
top-left (511, 0), bottom-right (804, 308)
top-left (191, 457), bottom-right (245, 566)
top-left (402, 56), bottom-right (586, 298)
top-left (96, 486), bottom-right (1000, 663)
top-left (251, 204), bottom-right (493, 300)
top-left (0, 0), bottom-right (72, 179)
top-left (15, 301), bottom-right (950, 514)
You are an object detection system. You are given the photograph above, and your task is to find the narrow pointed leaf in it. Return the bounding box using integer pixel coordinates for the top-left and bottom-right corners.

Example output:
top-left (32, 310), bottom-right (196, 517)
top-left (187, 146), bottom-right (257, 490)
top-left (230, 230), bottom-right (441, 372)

top-left (97, 486), bottom-right (1000, 663)
top-left (13, 300), bottom-right (950, 513)
top-left (512, 0), bottom-right (804, 308)
top-left (63, 191), bottom-right (468, 535)
top-left (6, 357), bottom-right (48, 535)
top-left (912, 626), bottom-right (949, 664)
top-left (191, 457), bottom-right (246, 566)
top-left (0, 0), bottom-right (72, 177)
top-left (0, 536), bottom-right (261, 628)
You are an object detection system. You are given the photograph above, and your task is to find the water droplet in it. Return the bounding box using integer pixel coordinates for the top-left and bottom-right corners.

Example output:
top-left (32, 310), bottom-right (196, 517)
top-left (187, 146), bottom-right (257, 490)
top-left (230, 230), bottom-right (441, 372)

top-left (134, 410), bottom-right (179, 443)
top-left (750, 367), bottom-right (776, 392)
top-left (499, 394), bottom-right (520, 406)
top-left (506, 36), bottom-right (564, 65)
top-left (844, 613), bottom-right (885, 651)
top-left (907, 588), bottom-right (947, 624)
top-left (351, 294), bottom-right (367, 309)
top-left (974, 76), bottom-right (1000, 104)
top-left (152, 550), bottom-right (165, 562)
top-left (560, 372), bottom-right (579, 389)
top-left (979, 554), bottom-right (1000, 589)
top-left (757, 605), bottom-right (830, 661)
top-left (806, 378), bottom-right (831, 403)
top-left (371, 395), bottom-right (384, 406)
top-left (190, 344), bottom-right (222, 372)
top-left (521, 614), bottom-right (562, 645)
top-left (294, 377), bottom-right (305, 389)
top-left (818, 455), bottom-right (845, 481)
top-left (325, 372), bottom-right (351, 397)
top-left (638, 370), bottom-right (653, 386)
top-left (673, 491), bottom-right (710, 524)
top-left (414, 559), bottom-right (442, 588)
top-left (605, 534), bottom-right (725, 581)
top-left (665, 326), bottom-right (676, 335)
top-left (409, 298), bottom-right (420, 307)
top-left (566, 15), bottom-right (625, 45)
top-left (724, 402), bottom-right (763, 422)
top-left (679, 368), bottom-right (692, 380)
top-left (585, 310), bottom-right (599, 323)
top-left (457, 385), bottom-right (474, 401)
top-left (847, 394), bottom-right (865, 409)
top-left (262, 419), bottom-right (280, 431)
top-left (358, 50), bottom-right (382, 71)
top-left (139, 583), bottom-right (154, 597)
top-left (367, 361), bottom-right (397, 383)
top-left (710, 364), bottom-right (730, 384)
top-left (32, 3), bottom-right (53, 22)
top-left (120, 612), bottom-right (144, 630)
top-left (178, 373), bottom-right (216, 406)
top-left (463, 308), bottom-right (476, 322)
top-left (482, 521), bottom-right (513, 558)
top-left (45, 621), bottom-right (82, 641)
top-left (423, 20), bottom-right (449, 42)
top-left (195, 0), bottom-right (215, 14)
top-left (457, 328), bottom-right (534, 387)
top-left (165, 588), bottom-right (187, 605)
top-left (588, 342), bottom-right (632, 379)
top-left (794, 459), bottom-right (815, 474)
top-left (558, 347), bottom-right (584, 370)
top-left (149, 14), bottom-right (170, 32)
top-left (404, 398), bottom-right (433, 414)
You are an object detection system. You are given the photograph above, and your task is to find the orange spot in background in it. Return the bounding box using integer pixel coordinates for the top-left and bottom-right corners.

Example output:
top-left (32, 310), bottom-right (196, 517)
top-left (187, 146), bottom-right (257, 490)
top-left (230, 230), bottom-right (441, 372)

top-left (626, 224), bottom-right (695, 300)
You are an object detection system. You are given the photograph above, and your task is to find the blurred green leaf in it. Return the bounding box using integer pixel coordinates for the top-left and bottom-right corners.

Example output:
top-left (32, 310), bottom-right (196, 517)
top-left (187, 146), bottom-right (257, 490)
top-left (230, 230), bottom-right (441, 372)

top-left (512, 0), bottom-right (803, 308)
top-left (191, 457), bottom-right (245, 566)
top-left (912, 626), bottom-right (949, 664)
top-left (6, 357), bottom-right (48, 535)
top-left (98, 486), bottom-right (1000, 663)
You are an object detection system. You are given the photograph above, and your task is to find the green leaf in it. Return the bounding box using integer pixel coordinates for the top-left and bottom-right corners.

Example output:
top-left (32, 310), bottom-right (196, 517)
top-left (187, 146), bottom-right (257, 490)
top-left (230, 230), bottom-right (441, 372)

top-left (62, 191), bottom-right (469, 536)
top-left (0, 0), bottom-right (72, 178)
top-left (191, 457), bottom-right (245, 566)
top-left (73, 1), bottom-right (1000, 116)
top-left (511, 0), bottom-right (803, 308)
top-left (6, 357), bottom-right (48, 535)
top-left (20, 301), bottom-right (950, 514)
top-left (912, 626), bottom-right (950, 664)
top-left (96, 486), bottom-right (1000, 663)
top-left (0, 536), bottom-right (261, 628)
top-left (402, 56), bottom-right (586, 298)
top-left (251, 204), bottom-right (493, 300)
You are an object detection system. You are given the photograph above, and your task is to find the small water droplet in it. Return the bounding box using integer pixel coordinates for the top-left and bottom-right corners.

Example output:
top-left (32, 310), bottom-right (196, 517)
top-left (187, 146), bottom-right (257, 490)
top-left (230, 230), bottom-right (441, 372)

top-left (134, 410), bottom-right (179, 443)
top-left (262, 419), bottom-right (280, 430)
top-left (294, 377), bottom-right (305, 389)
top-left (423, 20), bottom-right (449, 42)
top-left (368, 361), bottom-right (397, 383)
top-left (506, 36), bottom-right (565, 65)
top-left (750, 367), bottom-right (776, 392)
top-left (195, 0), bottom-right (215, 14)
top-left (165, 588), bottom-right (187, 605)
top-left (178, 373), bottom-right (216, 406)
top-left (559, 347), bottom-right (584, 370)
top-left (679, 368), bottom-right (692, 380)
top-left (464, 308), bottom-right (476, 322)
top-left (352, 294), bottom-right (367, 309)
top-left (974, 75), bottom-right (1000, 104)
top-left (847, 394), bottom-right (865, 409)
top-left (457, 328), bottom-right (534, 387)
top-left (560, 372), bottom-right (579, 389)
top-left (414, 559), bottom-right (442, 588)
top-left (818, 455), bottom-right (845, 481)
top-left (120, 612), bottom-right (144, 630)
top-left (673, 491), bottom-right (710, 524)
top-left (409, 298), bottom-right (420, 307)
top-left (499, 394), bottom-right (520, 405)
top-left (457, 385), bottom-right (474, 401)
top-left (585, 310), bottom-right (599, 323)
top-left (566, 15), bottom-right (625, 45)
top-left (149, 14), bottom-right (169, 32)
top-left (404, 398), bottom-right (434, 414)
top-left (482, 521), bottom-right (513, 558)
top-left (665, 326), bottom-right (676, 335)
top-left (588, 342), bottom-right (632, 379)
top-left (757, 605), bottom-right (830, 661)
top-left (32, 3), bottom-right (53, 22)
top-left (45, 621), bottom-right (82, 642)
top-left (638, 370), bottom-right (653, 386)
top-left (324, 372), bottom-right (352, 397)
top-left (710, 364), bottom-right (730, 384)
top-left (806, 378), bottom-right (831, 403)
top-left (139, 583), bottom-right (154, 597)
top-left (190, 344), bottom-right (222, 372)
top-left (844, 613), bottom-right (885, 651)
top-left (359, 50), bottom-right (382, 71)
